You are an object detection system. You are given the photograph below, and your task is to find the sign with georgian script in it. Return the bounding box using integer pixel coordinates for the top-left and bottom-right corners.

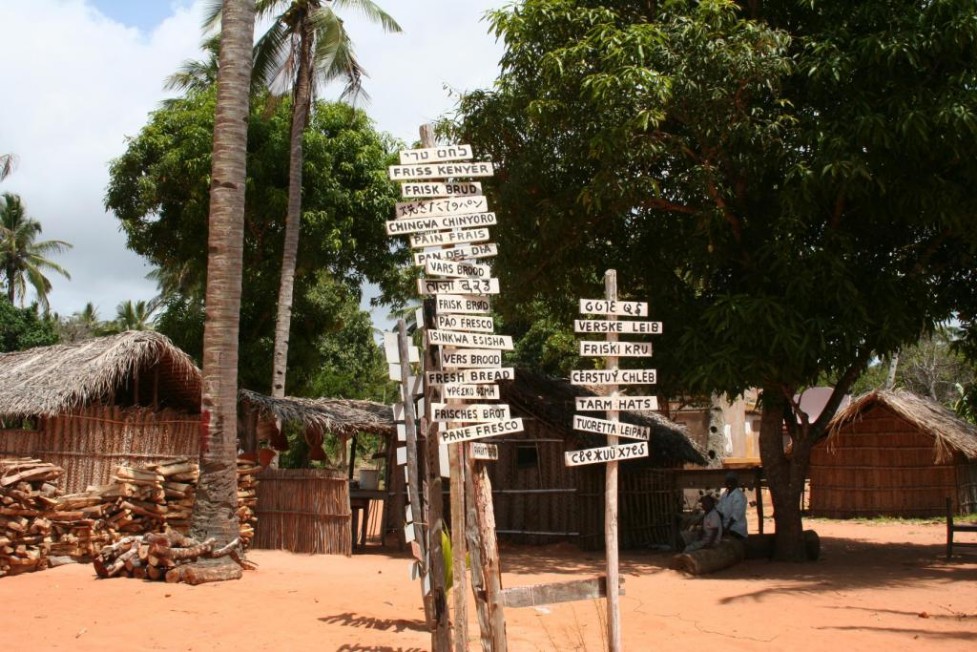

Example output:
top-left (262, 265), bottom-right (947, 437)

top-left (564, 441), bottom-right (648, 467)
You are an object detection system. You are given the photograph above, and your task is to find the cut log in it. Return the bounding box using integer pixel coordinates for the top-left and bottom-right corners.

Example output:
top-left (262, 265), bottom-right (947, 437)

top-left (671, 538), bottom-right (746, 575)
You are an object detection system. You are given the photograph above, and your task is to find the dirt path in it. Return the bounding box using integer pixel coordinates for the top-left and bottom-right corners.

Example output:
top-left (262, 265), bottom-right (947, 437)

top-left (2, 519), bottom-right (975, 651)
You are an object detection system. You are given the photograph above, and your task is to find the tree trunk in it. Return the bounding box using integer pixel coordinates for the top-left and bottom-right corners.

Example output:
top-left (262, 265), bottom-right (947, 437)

top-left (191, 0), bottom-right (255, 562)
top-left (757, 389), bottom-right (809, 562)
top-left (270, 18), bottom-right (314, 398)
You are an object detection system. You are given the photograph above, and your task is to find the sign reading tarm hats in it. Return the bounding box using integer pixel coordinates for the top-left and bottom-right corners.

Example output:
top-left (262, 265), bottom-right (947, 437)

top-left (386, 143), bottom-right (522, 465)
top-left (566, 298), bottom-right (663, 467)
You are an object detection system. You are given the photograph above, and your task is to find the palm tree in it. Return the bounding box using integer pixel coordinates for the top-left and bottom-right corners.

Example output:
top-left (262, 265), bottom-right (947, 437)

top-left (0, 192), bottom-right (71, 311)
top-left (0, 153), bottom-right (16, 181)
top-left (111, 299), bottom-right (158, 332)
top-left (231, 0), bottom-right (400, 399)
top-left (189, 0), bottom-right (256, 576)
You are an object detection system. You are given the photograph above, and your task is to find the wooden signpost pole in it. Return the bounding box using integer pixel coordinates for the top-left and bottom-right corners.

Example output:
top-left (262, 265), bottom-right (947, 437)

top-left (603, 270), bottom-right (622, 652)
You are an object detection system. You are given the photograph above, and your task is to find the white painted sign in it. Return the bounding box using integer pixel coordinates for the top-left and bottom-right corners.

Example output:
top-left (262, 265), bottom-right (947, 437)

top-left (383, 332), bottom-right (419, 363)
top-left (399, 144), bottom-right (473, 164)
top-left (441, 383), bottom-right (500, 400)
top-left (570, 369), bottom-right (657, 385)
top-left (579, 298), bottom-right (648, 317)
top-left (425, 258), bottom-right (492, 279)
top-left (414, 243), bottom-right (498, 267)
top-left (428, 329), bottom-right (513, 350)
top-left (435, 313), bottom-right (495, 333)
top-left (401, 181), bottom-right (482, 198)
top-left (395, 196), bottom-right (489, 219)
top-left (410, 228), bottom-right (490, 248)
top-left (441, 348), bottom-right (502, 369)
top-left (579, 341), bottom-right (653, 357)
top-left (426, 368), bottom-right (514, 385)
top-left (389, 161), bottom-right (494, 180)
top-left (573, 415), bottom-right (650, 441)
top-left (575, 396), bottom-right (659, 412)
top-left (470, 442), bottom-right (499, 461)
top-left (441, 418), bottom-right (524, 445)
top-left (434, 294), bottom-right (492, 315)
top-left (574, 320), bottom-right (663, 335)
top-left (564, 441), bottom-right (648, 467)
top-left (386, 212), bottom-right (496, 236)
top-left (419, 278), bottom-right (499, 296)
top-left (432, 403), bottom-right (511, 423)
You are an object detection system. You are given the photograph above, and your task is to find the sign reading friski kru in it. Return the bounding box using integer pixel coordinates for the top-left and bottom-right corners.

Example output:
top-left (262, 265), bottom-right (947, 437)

top-left (566, 294), bottom-right (662, 467)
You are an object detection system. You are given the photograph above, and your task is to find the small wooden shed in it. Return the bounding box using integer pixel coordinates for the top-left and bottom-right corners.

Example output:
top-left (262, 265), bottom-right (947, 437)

top-left (810, 390), bottom-right (977, 517)
top-left (0, 331), bottom-right (201, 492)
top-left (238, 390), bottom-right (396, 555)
top-left (495, 370), bottom-right (706, 549)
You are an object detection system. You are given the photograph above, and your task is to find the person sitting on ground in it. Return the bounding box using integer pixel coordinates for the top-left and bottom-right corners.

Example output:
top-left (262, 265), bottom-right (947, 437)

top-left (717, 471), bottom-right (748, 540)
top-left (684, 494), bottom-right (722, 552)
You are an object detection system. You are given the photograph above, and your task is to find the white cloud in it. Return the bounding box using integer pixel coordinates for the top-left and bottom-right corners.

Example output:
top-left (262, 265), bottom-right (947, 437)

top-left (0, 0), bottom-right (503, 322)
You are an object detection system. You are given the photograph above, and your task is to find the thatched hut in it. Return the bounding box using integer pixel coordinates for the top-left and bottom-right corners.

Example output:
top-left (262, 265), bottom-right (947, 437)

top-left (495, 370), bottom-right (706, 549)
top-left (238, 390), bottom-right (396, 555)
top-left (810, 390), bottom-right (977, 517)
top-left (0, 331), bottom-right (201, 493)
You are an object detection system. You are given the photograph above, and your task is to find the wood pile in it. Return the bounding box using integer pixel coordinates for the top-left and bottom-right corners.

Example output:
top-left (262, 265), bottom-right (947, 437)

top-left (1, 456), bottom-right (260, 578)
top-left (93, 529), bottom-right (255, 583)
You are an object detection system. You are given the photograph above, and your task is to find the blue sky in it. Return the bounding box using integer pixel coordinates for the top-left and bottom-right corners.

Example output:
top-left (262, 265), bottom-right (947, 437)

top-left (0, 0), bottom-right (503, 326)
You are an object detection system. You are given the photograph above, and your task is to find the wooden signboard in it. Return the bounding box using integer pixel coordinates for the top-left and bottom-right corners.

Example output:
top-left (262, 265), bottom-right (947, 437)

top-left (426, 368), bottom-right (514, 386)
top-left (428, 329), bottom-right (513, 350)
top-left (418, 278), bottom-right (499, 296)
top-left (564, 441), bottom-right (648, 467)
top-left (575, 396), bottom-right (659, 412)
top-left (579, 341), bottom-right (653, 357)
top-left (434, 294), bottom-right (492, 314)
top-left (387, 212), bottom-right (496, 236)
top-left (573, 415), bottom-right (650, 441)
top-left (579, 298), bottom-right (649, 317)
top-left (441, 383), bottom-right (500, 400)
top-left (432, 403), bottom-right (511, 423)
top-left (399, 144), bottom-right (473, 164)
top-left (389, 161), bottom-right (495, 180)
top-left (435, 313), bottom-right (494, 333)
top-left (426, 258), bottom-right (493, 280)
top-left (574, 319), bottom-right (663, 335)
top-left (410, 228), bottom-right (490, 249)
top-left (470, 442), bottom-right (499, 461)
top-left (441, 348), bottom-right (502, 369)
top-left (401, 181), bottom-right (482, 198)
top-left (570, 369), bottom-right (657, 385)
top-left (395, 195), bottom-right (488, 219)
top-left (414, 243), bottom-right (498, 267)
top-left (441, 418), bottom-right (524, 445)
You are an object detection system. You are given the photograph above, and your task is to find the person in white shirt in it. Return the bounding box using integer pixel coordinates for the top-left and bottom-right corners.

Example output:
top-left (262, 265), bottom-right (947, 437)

top-left (684, 494), bottom-right (723, 552)
top-left (717, 472), bottom-right (748, 540)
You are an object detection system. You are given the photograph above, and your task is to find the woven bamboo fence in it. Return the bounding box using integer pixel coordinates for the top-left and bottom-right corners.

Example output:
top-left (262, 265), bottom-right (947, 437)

top-left (253, 467), bottom-right (351, 555)
top-left (0, 405), bottom-right (198, 493)
top-left (577, 468), bottom-right (679, 551)
top-left (487, 423), bottom-right (578, 545)
top-left (810, 412), bottom-right (963, 518)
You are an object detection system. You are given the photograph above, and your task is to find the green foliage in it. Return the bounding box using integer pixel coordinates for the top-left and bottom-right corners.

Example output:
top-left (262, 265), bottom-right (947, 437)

top-left (0, 297), bottom-right (59, 352)
top-left (106, 89), bottom-right (408, 394)
top-left (0, 193), bottom-right (72, 311)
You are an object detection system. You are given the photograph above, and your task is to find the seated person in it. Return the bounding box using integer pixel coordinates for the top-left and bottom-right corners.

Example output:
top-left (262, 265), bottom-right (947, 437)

top-left (683, 494), bottom-right (723, 552)
top-left (717, 471), bottom-right (748, 540)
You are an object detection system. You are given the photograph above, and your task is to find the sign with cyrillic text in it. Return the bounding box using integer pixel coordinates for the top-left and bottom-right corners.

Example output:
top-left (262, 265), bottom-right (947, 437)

top-left (564, 441), bottom-right (648, 467)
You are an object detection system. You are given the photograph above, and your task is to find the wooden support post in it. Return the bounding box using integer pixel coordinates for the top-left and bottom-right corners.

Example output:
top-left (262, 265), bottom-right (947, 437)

top-left (465, 454), bottom-right (492, 651)
top-left (471, 458), bottom-right (507, 651)
top-left (604, 269), bottom-right (622, 652)
top-left (450, 442), bottom-right (469, 651)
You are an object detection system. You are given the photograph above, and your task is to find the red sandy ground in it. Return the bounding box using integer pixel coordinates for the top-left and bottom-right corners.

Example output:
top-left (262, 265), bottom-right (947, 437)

top-left (2, 517), bottom-right (975, 651)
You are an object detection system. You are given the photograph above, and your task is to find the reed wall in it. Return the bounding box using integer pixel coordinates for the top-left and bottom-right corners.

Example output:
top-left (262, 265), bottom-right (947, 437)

top-left (0, 405), bottom-right (198, 493)
top-left (253, 467), bottom-right (351, 556)
top-left (577, 468), bottom-right (678, 551)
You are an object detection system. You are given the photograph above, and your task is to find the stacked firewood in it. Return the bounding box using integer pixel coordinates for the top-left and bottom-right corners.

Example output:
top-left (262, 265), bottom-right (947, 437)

top-left (93, 528), bottom-right (254, 582)
top-left (1, 457), bottom-right (260, 578)
top-left (0, 459), bottom-right (63, 577)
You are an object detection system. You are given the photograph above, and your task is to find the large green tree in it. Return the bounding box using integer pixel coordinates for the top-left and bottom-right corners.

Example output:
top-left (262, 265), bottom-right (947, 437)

top-left (0, 297), bottom-right (58, 352)
top-left (106, 85), bottom-right (404, 394)
top-left (0, 192), bottom-right (71, 311)
top-left (453, 0), bottom-right (977, 559)
top-left (231, 0), bottom-right (401, 399)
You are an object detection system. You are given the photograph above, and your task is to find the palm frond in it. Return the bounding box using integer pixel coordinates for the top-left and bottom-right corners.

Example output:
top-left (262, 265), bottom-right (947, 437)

top-left (333, 0), bottom-right (403, 34)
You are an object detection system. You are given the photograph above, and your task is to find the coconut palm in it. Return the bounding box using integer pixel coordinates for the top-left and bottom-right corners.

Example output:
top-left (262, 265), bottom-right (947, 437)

top-left (208, 0), bottom-right (400, 399)
top-left (0, 192), bottom-right (71, 311)
top-left (112, 299), bottom-right (158, 332)
top-left (190, 0), bottom-right (256, 565)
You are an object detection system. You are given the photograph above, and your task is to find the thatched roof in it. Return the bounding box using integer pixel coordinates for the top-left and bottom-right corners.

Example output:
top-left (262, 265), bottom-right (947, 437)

top-left (240, 389), bottom-right (395, 439)
top-left (500, 369), bottom-right (706, 467)
top-left (0, 331), bottom-right (201, 417)
top-left (829, 389), bottom-right (977, 463)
